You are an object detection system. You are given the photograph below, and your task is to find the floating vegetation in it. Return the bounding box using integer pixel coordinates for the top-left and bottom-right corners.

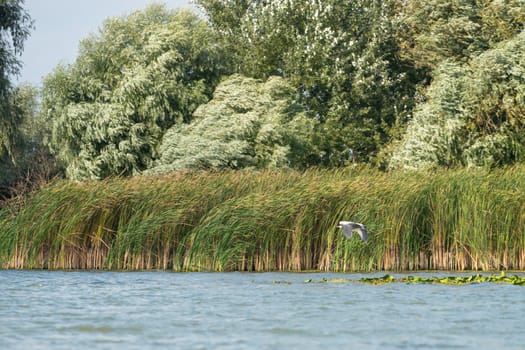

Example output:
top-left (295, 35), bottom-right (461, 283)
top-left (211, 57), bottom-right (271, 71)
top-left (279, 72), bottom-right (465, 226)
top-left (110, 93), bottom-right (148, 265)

top-left (273, 280), bottom-right (293, 285)
top-left (1, 166), bottom-right (525, 271)
top-left (304, 272), bottom-right (525, 286)
top-left (304, 275), bottom-right (395, 284)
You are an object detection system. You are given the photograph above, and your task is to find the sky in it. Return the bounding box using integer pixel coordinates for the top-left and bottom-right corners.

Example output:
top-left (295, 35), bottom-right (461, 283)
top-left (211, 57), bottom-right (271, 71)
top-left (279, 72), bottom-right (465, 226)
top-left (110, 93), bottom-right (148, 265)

top-left (16, 0), bottom-right (192, 86)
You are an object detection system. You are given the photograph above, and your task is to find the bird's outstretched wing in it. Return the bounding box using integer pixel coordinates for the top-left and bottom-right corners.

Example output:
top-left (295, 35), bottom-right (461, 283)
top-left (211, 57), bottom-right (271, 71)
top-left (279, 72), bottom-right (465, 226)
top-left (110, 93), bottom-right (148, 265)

top-left (338, 221), bottom-right (368, 242)
top-left (354, 225), bottom-right (368, 242)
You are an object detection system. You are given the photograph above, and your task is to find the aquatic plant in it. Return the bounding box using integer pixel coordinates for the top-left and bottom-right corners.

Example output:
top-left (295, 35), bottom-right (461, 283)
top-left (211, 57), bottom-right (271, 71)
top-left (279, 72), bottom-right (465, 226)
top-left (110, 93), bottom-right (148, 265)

top-left (1, 166), bottom-right (525, 271)
top-left (304, 272), bottom-right (525, 286)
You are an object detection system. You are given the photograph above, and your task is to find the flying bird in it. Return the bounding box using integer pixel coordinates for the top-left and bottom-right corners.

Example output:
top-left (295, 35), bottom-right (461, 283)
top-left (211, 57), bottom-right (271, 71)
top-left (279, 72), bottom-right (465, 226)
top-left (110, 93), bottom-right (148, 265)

top-left (337, 221), bottom-right (368, 242)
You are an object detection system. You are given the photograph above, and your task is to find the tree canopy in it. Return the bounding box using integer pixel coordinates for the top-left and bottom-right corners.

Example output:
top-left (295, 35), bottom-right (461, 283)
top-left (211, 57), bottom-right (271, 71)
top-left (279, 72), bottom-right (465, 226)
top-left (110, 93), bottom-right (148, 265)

top-left (41, 5), bottom-right (229, 179)
top-left (397, 0), bottom-right (525, 69)
top-left (389, 30), bottom-right (525, 170)
top-left (0, 83), bottom-right (54, 198)
top-left (148, 74), bottom-right (317, 173)
top-left (0, 0), bottom-right (32, 158)
top-left (196, 0), bottom-right (422, 166)
top-left (5, 0), bottom-right (525, 184)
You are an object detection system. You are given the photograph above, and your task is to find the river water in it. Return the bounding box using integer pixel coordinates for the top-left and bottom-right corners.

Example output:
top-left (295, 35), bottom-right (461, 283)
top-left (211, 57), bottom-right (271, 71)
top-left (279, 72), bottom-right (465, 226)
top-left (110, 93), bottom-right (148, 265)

top-left (0, 270), bottom-right (524, 349)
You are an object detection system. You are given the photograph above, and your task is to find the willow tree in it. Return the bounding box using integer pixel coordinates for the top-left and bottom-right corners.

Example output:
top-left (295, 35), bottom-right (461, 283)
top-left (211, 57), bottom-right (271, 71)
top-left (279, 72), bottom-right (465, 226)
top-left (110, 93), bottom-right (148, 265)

top-left (0, 84), bottom-right (54, 198)
top-left (387, 0), bottom-right (525, 170)
top-left (148, 74), bottom-right (317, 173)
top-left (196, 0), bottom-right (421, 166)
top-left (389, 30), bottom-right (525, 170)
top-left (397, 0), bottom-right (525, 69)
top-left (0, 0), bottom-right (32, 158)
top-left (41, 5), bottom-right (229, 180)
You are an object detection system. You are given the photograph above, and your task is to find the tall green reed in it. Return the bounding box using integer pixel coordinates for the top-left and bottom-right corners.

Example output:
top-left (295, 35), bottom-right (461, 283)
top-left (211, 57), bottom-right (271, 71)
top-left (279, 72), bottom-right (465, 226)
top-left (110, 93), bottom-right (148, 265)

top-left (1, 166), bottom-right (524, 271)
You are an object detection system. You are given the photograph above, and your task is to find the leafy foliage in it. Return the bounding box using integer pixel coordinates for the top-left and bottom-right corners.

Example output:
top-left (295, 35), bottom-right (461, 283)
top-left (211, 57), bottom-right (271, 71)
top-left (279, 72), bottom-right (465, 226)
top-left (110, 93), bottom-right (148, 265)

top-left (390, 30), bottom-right (525, 170)
top-left (148, 74), bottom-right (317, 173)
top-left (196, 0), bottom-right (421, 165)
top-left (0, 84), bottom-right (56, 201)
top-left (0, 0), bottom-right (32, 157)
top-left (397, 0), bottom-right (525, 69)
top-left (41, 5), bottom-right (229, 179)
top-left (6, 0), bottom-right (525, 179)
top-left (388, 62), bottom-right (469, 169)
top-left (1, 84), bottom-right (36, 194)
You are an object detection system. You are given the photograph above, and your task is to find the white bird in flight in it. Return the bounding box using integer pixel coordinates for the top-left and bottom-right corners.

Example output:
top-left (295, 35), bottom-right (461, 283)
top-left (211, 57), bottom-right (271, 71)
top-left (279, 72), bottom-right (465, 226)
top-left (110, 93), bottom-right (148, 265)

top-left (337, 221), bottom-right (368, 242)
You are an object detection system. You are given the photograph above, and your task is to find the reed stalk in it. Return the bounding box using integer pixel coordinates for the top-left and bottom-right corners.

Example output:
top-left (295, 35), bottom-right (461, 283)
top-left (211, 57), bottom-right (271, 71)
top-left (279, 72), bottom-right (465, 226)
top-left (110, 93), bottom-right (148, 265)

top-left (1, 166), bottom-right (524, 271)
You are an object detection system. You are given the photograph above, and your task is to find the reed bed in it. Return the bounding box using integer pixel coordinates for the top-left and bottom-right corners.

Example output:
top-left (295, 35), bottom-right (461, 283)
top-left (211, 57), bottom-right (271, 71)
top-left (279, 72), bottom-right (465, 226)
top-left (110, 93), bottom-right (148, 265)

top-left (1, 166), bottom-right (524, 271)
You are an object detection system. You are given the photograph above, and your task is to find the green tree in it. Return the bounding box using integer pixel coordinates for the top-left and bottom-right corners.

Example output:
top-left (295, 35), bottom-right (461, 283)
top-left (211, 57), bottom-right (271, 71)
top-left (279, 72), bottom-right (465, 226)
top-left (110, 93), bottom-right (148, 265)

top-left (41, 5), bottom-right (230, 180)
top-left (397, 0), bottom-right (525, 69)
top-left (389, 30), bottom-right (525, 170)
top-left (148, 74), bottom-right (317, 173)
top-left (387, 62), bottom-right (469, 170)
top-left (0, 0), bottom-right (32, 158)
top-left (196, 0), bottom-right (421, 165)
top-left (0, 84), bottom-right (55, 199)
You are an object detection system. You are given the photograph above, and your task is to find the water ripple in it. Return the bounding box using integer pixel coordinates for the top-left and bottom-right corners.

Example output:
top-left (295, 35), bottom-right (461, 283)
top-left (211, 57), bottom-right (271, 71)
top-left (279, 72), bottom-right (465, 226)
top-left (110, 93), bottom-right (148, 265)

top-left (1, 271), bottom-right (525, 349)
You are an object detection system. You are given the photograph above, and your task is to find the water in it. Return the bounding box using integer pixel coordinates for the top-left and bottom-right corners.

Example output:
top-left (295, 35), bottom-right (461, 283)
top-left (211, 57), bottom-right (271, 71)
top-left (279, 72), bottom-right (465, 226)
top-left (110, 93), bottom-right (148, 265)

top-left (1, 271), bottom-right (524, 350)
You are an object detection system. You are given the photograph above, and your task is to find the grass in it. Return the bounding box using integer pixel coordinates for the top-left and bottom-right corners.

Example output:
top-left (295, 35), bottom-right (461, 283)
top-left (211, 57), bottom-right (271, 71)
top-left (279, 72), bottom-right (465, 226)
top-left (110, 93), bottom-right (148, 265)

top-left (1, 165), bottom-right (524, 271)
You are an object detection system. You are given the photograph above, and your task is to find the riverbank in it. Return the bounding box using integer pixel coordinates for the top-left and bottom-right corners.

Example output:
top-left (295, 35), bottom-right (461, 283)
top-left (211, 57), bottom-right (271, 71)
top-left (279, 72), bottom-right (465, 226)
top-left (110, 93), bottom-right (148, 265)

top-left (1, 166), bottom-right (524, 271)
